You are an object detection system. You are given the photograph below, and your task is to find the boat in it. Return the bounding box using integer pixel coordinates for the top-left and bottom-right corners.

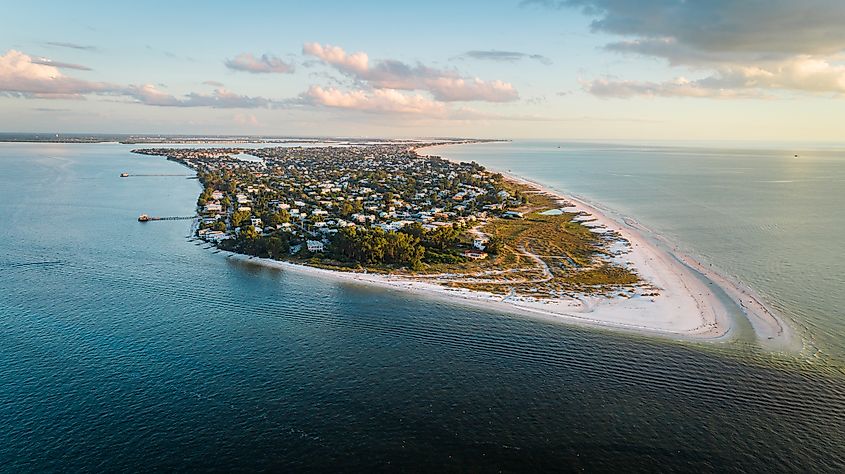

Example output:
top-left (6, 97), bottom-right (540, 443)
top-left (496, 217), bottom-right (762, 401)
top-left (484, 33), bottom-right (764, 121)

top-left (120, 172), bottom-right (129, 177)
top-left (138, 214), bottom-right (151, 222)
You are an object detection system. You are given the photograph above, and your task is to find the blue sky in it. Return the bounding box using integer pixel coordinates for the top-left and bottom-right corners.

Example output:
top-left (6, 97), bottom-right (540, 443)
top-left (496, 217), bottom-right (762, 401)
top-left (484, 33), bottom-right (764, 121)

top-left (1, 1), bottom-right (844, 140)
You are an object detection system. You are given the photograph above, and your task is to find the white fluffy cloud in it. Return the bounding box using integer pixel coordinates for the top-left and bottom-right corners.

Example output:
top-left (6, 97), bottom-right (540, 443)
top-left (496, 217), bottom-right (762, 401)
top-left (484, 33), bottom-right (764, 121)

top-left (0, 50), bottom-right (113, 98)
top-left (303, 42), bottom-right (519, 102)
top-left (302, 86), bottom-right (447, 115)
top-left (0, 49), bottom-right (274, 108)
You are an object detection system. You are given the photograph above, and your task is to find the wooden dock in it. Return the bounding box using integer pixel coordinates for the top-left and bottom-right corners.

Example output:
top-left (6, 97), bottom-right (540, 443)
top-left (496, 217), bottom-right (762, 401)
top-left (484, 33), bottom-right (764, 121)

top-left (138, 214), bottom-right (196, 222)
top-left (121, 173), bottom-right (193, 177)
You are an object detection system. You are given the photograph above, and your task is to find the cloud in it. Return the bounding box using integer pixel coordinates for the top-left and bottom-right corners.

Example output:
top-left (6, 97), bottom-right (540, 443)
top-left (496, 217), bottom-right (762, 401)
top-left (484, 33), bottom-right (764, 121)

top-left (584, 56), bottom-right (845, 98)
top-left (202, 80), bottom-right (224, 87)
top-left (0, 50), bottom-right (114, 98)
top-left (583, 77), bottom-right (762, 99)
top-left (44, 41), bottom-right (98, 51)
top-left (302, 43), bottom-right (369, 75)
top-left (303, 42), bottom-right (519, 102)
top-left (459, 50), bottom-right (552, 65)
top-left (301, 86), bottom-right (448, 115)
top-left (225, 53), bottom-right (294, 74)
top-left (124, 84), bottom-right (272, 108)
top-left (0, 49), bottom-right (274, 108)
top-left (30, 57), bottom-right (92, 71)
top-left (550, 0), bottom-right (845, 57)
top-left (527, 0), bottom-right (845, 98)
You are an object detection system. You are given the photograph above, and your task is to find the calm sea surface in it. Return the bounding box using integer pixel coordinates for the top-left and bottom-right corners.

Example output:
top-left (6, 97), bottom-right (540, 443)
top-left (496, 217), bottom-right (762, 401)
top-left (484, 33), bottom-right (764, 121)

top-left (1, 142), bottom-right (843, 472)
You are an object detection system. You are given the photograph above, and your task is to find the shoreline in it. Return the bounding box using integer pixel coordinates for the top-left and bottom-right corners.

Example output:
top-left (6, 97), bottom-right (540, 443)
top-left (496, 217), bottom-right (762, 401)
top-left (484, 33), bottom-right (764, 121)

top-left (418, 143), bottom-right (796, 351)
top-left (170, 140), bottom-right (793, 350)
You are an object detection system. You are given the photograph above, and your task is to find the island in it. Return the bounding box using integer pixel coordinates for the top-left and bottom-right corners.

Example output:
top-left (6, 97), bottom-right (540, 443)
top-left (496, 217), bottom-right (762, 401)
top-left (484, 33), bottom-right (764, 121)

top-left (132, 140), bottom-right (790, 346)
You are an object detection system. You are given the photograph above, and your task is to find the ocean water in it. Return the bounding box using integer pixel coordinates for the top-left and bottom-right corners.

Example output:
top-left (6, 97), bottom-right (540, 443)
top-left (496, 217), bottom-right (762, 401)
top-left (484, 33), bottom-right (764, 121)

top-left (1, 142), bottom-right (844, 472)
top-left (430, 141), bottom-right (845, 363)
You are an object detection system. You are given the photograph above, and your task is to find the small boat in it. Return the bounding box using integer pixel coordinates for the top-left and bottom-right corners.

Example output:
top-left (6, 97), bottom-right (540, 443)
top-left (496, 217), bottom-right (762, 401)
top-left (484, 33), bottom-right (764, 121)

top-left (138, 214), bottom-right (150, 222)
top-left (120, 172), bottom-right (129, 177)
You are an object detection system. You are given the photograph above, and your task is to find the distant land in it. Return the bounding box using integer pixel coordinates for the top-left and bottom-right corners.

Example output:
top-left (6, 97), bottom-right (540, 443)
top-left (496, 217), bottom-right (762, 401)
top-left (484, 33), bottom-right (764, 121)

top-left (0, 132), bottom-right (505, 145)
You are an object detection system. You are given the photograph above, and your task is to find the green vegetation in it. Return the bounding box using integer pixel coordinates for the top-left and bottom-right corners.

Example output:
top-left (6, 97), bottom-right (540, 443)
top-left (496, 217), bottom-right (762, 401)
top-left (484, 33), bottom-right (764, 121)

top-left (136, 144), bottom-right (640, 299)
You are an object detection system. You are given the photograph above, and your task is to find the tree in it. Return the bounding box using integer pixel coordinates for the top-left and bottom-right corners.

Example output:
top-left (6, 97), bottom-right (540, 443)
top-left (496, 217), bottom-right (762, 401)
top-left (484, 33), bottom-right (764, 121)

top-left (400, 222), bottom-right (425, 239)
top-left (231, 209), bottom-right (250, 228)
top-left (485, 235), bottom-right (505, 255)
top-left (267, 236), bottom-right (289, 260)
top-left (239, 225), bottom-right (258, 241)
top-left (425, 225), bottom-right (460, 252)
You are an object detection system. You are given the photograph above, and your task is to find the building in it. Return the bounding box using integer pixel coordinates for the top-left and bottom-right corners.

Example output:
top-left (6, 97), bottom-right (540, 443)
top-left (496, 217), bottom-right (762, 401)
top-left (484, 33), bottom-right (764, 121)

top-left (306, 240), bottom-right (325, 252)
top-left (204, 203), bottom-right (222, 213)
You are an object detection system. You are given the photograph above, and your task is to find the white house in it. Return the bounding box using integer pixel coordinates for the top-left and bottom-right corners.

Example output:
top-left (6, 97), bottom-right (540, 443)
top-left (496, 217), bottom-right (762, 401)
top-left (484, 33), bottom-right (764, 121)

top-left (306, 240), bottom-right (324, 252)
top-left (204, 203), bottom-right (222, 213)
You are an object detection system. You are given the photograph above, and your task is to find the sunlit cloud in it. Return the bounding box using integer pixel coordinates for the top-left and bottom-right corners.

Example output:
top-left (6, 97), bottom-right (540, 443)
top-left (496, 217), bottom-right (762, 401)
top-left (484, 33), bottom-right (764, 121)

top-left (0, 50), bottom-right (113, 98)
top-left (301, 86), bottom-right (448, 115)
top-left (303, 42), bottom-right (519, 102)
top-left (528, 0), bottom-right (845, 98)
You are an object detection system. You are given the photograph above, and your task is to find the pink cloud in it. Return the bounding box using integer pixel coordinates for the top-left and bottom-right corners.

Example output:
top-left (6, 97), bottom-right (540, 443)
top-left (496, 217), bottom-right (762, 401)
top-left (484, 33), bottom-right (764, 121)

top-left (303, 85), bottom-right (447, 115)
top-left (303, 42), bottom-right (519, 102)
top-left (303, 42), bottom-right (369, 75)
top-left (0, 49), bottom-right (114, 98)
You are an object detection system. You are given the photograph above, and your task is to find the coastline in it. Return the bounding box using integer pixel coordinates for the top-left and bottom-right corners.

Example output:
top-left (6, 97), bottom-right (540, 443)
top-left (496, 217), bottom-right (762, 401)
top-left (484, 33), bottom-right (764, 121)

top-left (167, 141), bottom-right (793, 349)
top-left (418, 143), bottom-right (796, 350)
top-left (218, 177), bottom-right (734, 343)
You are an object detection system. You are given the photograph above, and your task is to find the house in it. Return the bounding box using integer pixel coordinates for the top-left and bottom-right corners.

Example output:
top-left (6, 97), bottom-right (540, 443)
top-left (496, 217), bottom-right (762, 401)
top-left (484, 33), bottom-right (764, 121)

top-left (463, 249), bottom-right (488, 260)
top-left (204, 203), bottom-right (222, 213)
top-left (204, 231), bottom-right (230, 242)
top-left (473, 238), bottom-right (488, 250)
top-left (306, 240), bottom-right (324, 252)
top-left (211, 190), bottom-right (224, 200)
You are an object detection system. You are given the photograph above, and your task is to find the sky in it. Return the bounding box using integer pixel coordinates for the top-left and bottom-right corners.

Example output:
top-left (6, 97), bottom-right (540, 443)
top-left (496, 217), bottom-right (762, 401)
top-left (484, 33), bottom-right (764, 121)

top-left (1, 0), bottom-right (844, 140)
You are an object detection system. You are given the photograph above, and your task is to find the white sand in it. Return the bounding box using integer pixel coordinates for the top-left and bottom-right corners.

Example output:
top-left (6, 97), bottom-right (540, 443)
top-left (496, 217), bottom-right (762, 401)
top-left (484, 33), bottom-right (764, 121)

top-left (215, 173), bottom-right (793, 350)
top-left (204, 143), bottom-right (794, 349)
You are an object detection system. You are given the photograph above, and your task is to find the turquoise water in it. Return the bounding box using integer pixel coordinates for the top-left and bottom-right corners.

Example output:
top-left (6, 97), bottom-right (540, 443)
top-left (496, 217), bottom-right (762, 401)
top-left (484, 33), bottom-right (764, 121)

top-left (1, 142), bottom-right (844, 472)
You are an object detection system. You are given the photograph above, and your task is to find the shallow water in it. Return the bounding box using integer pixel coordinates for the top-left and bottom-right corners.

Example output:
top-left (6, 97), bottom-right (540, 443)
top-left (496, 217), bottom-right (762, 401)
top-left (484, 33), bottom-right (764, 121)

top-left (1, 142), bottom-right (843, 472)
top-left (430, 141), bottom-right (845, 364)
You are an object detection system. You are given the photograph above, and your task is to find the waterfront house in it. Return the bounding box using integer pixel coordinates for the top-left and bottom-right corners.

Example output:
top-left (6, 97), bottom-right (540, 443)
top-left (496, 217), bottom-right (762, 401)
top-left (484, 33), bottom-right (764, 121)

top-left (306, 240), bottom-right (324, 252)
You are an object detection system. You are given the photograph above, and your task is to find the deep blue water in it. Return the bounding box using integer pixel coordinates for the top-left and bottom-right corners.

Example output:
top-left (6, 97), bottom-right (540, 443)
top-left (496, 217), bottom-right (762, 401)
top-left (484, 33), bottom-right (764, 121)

top-left (1, 143), bottom-right (844, 472)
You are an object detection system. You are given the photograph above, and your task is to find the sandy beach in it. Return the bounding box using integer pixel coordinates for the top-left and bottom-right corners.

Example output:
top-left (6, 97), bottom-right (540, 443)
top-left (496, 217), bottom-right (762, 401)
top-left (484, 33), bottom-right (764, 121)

top-left (209, 159), bottom-right (794, 349)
